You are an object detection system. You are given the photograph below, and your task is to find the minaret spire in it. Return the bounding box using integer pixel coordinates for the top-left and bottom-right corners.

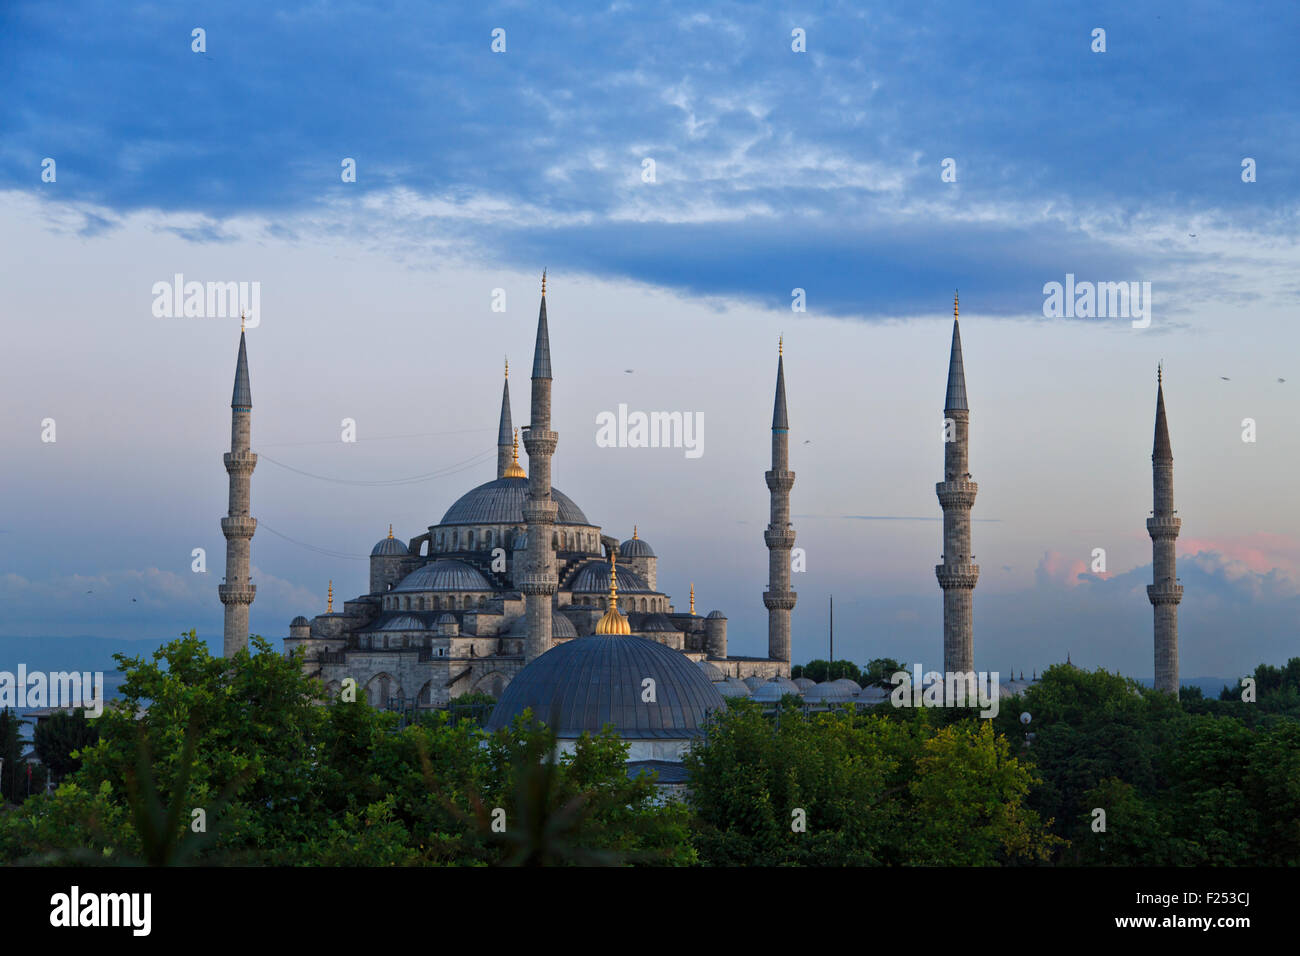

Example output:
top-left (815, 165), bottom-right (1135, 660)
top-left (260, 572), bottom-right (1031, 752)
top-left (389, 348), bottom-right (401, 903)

top-left (1148, 366), bottom-right (1181, 696)
top-left (763, 338), bottom-right (796, 668)
top-left (596, 551), bottom-right (631, 635)
top-left (936, 295), bottom-right (978, 674)
top-left (220, 326), bottom-right (257, 657)
top-left (497, 357), bottom-right (514, 478)
top-left (521, 274), bottom-right (559, 661)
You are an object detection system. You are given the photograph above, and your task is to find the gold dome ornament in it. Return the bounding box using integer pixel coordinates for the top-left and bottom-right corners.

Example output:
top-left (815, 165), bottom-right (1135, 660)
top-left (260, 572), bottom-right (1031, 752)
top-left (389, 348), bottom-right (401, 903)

top-left (595, 552), bottom-right (631, 635)
top-left (503, 427), bottom-right (526, 478)
top-left (326, 580), bottom-right (334, 613)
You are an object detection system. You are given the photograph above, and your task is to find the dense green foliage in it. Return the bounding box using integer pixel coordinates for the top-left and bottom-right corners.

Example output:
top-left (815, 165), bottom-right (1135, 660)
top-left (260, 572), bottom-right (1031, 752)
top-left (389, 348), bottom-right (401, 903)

top-left (1, 637), bottom-right (1296, 866)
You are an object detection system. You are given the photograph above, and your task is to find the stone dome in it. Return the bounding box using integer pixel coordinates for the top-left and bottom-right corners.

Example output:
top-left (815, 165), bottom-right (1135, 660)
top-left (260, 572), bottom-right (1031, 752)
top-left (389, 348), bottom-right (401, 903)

top-left (706, 610), bottom-right (726, 619)
top-left (290, 615), bottom-right (310, 627)
top-left (506, 613), bottom-right (578, 639)
top-left (392, 559), bottom-right (491, 593)
top-left (697, 659), bottom-right (725, 681)
top-left (379, 615), bottom-right (426, 631)
top-left (439, 477), bottom-right (590, 526)
top-left (751, 676), bottom-right (804, 702)
top-left (742, 675), bottom-right (766, 691)
top-left (717, 677), bottom-right (752, 698)
top-left (619, 536), bottom-right (656, 558)
top-left (569, 561), bottom-right (654, 594)
top-left (806, 681), bottom-right (855, 702)
top-left (485, 635), bottom-right (725, 739)
top-left (371, 536), bottom-right (409, 556)
top-left (792, 676), bottom-right (817, 691)
top-left (437, 613), bottom-right (456, 625)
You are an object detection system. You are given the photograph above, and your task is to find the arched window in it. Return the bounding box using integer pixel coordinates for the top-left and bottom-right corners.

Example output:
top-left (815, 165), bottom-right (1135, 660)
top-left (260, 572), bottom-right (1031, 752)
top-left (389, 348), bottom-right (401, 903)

top-left (640, 598), bottom-right (646, 612)
top-left (467, 530), bottom-right (476, 550)
top-left (451, 531), bottom-right (459, 549)
top-left (485, 530), bottom-right (493, 549)
top-left (478, 595), bottom-right (487, 609)
top-left (432, 595), bottom-right (440, 610)
top-left (448, 595), bottom-right (457, 610)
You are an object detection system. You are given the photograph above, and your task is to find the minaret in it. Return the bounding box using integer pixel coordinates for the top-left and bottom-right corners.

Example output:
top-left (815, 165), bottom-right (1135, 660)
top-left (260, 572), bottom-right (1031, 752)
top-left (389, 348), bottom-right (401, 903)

top-left (497, 358), bottom-right (514, 479)
top-left (1147, 366), bottom-right (1182, 697)
top-left (521, 271), bottom-right (559, 662)
top-left (936, 292), bottom-right (978, 675)
top-left (219, 316), bottom-right (257, 657)
top-left (763, 337), bottom-right (796, 664)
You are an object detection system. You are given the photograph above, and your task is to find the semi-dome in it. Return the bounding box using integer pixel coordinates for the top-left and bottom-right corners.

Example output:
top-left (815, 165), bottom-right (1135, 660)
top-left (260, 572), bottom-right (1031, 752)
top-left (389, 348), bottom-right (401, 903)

top-left (371, 534), bottom-right (409, 556)
top-left (506, 613), bottom-right (578, 639)
top-left (486, 634), bottom-right (725, 739)
top-left (569, 561), bottom-right (654, 594)
top-left (439, 477), bottom-right (590, 527)
top-left (640, 613), bottom-right (679, 633)
top-left (392, 559), bottom-right (491, 593)
top-left (380, 615), bottom-right (426, 631)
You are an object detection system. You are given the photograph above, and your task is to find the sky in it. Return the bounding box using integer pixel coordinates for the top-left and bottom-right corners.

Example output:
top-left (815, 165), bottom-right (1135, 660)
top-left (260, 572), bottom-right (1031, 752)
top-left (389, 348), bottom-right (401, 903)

top-left (1, 0), bottom-right (1298, 681)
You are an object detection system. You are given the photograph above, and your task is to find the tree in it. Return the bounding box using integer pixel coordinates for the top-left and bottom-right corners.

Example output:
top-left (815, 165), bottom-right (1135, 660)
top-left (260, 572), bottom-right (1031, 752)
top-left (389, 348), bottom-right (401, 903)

top-left (33, 709), bottom-right (100, 782)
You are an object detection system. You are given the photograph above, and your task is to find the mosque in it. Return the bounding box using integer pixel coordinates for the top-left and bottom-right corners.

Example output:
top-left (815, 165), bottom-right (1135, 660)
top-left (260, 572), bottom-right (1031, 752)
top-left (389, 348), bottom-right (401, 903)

top-left (266, 276), bottom-right (793, 709)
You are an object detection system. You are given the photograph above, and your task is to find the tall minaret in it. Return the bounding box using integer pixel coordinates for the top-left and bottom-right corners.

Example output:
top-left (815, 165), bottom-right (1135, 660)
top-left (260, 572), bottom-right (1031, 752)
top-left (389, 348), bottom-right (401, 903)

top-left (521, 271), bottom-right (559, 662)
top-left (497, 358), bottom-right (514, 479)
top-left (1147, 366), bottom-right (1182, 697)
top-left (763, 337), bottom-right (796, 664)
top-left (936, 292), bottom-right (978, 674)
top-left (219, 318), bottom-right (257, 657)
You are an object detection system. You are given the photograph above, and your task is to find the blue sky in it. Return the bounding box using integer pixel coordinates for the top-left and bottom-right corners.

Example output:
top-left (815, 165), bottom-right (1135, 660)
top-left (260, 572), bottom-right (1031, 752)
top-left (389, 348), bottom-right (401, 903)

top-left (2, 0), bottom-right (1298, 679)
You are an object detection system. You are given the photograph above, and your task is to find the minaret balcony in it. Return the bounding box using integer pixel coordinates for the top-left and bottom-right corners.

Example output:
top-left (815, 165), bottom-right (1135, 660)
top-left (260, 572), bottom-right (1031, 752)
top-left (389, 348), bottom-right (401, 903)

top-left (1147, 583), bottom-right (1184, 605)
top-left (935, 480), bottom-right (978, 508)
top-left (521, 429), bottom-right (558, 456)
top-left (763, 591), bottom-right (797, 610)
top-left (517, 572), bottom-right (557, 595)
top-left (223, 451), bottom-right (258, 472)
top-left (522, 501), bottom-right (558, 524)
top-left (765, 471), bottom-right (795, 492)
top-left (218, 584), bottom-right (257, 605)
top-left (221, 516), bottom-right (257, 538)
top-left (764, 529), bottom-right (796, 549)
top-left (1146, 516), bottom-right (1182, 537)
top-left (935, 564), bottom-right (980, 589)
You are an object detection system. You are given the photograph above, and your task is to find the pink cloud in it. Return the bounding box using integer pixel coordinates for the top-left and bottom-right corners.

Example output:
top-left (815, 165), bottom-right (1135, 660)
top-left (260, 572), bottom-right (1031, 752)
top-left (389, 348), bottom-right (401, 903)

top-left (1179, 532), bottom-right (1300, 577)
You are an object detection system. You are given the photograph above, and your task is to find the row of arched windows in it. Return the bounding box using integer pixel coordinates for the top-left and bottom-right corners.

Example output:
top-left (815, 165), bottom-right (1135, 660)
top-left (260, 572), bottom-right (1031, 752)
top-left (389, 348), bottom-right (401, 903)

top-left (383, 594), bottom-right (489, 612)
top-left (432, 526), bottom-right (600, 553)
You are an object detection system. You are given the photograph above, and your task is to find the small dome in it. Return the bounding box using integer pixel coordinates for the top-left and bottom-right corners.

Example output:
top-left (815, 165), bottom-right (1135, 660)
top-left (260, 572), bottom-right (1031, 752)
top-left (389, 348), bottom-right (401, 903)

top-left (742, 675), bottom-right (766, 691)
top-left (830, 678), bottom-right (863, 693)
top-left (856, 685), bottom-right (890, 704)
top-left (806, 681), bottom-right (855, 702)
top-left (371, 535), bottom-right (409, 557)
top-left (486, 634), bottom-right (725, 738)
top-left (706, 610), bottom-right (726, 620)
top-left (506, 613), bottom-right (578, 639)
top-left (697, 659), bottom-right (725, 681)
top-left (640, 613), bottom-right (679, 633)
top-left (619, 537), bottom-right (656, 558)
top-left (290, 615), bottom-right (310, 627)
top-left (393, 559), bottom-right (491, 593)
top-left (437, 613), bottom-right (456, 625)
top-left (717, 677), bottom-right (752, 698)
top-left (569, 561), bottom-right (654, 594)
top-left (792, 677), bottom-right (817, 691)
top-left (751, 676), bottom-right (804, 702)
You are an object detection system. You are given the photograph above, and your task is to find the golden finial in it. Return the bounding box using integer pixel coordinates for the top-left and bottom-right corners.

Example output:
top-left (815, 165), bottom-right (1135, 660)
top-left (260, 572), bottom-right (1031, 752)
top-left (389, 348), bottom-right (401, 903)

top-left (541, 268), bottom-right (547, 296)
top-left (596, 550), bottom-right (631, 634)
top-left (954, 290), bottom-right (959, 320)
top-left (327, 580), bottom-right (334, 613)
top-left (633, 525), bottom-right (638, 540)
top-left (388, 523), bottom-right (393, 539)
top-left (778, 334), bottom-right (783, 357)
top-left (504, 356), bottom-right (509, 380)
top-left (240, 309), bottom-right (246, 334)
top-left (1158, 362), bottom-right (1163, 386)
top-left (504, 427), bottom-right (526, 478)
top-left (689, 582), bottom-right (695, 615)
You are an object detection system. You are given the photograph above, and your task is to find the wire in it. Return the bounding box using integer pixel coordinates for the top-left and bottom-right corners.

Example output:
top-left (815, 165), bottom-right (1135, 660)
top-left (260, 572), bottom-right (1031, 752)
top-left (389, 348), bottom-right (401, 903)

top-left (257, 447), bottom-right (495, 486)
top-left (258, 522), bottom-right (371, 560)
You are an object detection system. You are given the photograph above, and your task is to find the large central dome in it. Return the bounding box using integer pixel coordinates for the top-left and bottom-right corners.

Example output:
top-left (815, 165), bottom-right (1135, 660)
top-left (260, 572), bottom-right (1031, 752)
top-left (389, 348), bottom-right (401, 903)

top-left (439, 476), bottom-right (590, 526)
top-left (485, 634), bottom-right (725, 739)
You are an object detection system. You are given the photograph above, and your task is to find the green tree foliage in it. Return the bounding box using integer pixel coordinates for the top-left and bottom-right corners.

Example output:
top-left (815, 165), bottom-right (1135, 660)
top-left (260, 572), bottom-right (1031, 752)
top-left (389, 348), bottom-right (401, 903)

top-left (32, 709), bottom-right (99, 782)
top-left (792, 659), bottom-right (863, 683)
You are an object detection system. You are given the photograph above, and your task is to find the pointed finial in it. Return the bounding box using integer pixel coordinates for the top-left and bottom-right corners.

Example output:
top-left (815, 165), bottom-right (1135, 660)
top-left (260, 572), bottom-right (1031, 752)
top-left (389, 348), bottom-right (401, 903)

top-left (240, 309), bottom-right (246, 333)
top-left (505, 356), bottom-right (509, 380)
top-left (327, 580), bottom-right (334, 613)
top-left (541, 268), bottom-right (547, 296)
top-left (779, 334), bottom-right (783, 357)
top-left (504, 427), bottom-right (526, 478)
top-left (595, 550), bottom-right (631, 634)
top-left (388, 523), bottom-right (393, 539)
top-left (690, 582), bottom-right (696, 615)
top-left (954, 290), bottom-right (959, 320)
top-left (1158, 361), bottom-right (1163, 386)
top-left (633, 525), bottom-right (638, 540)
